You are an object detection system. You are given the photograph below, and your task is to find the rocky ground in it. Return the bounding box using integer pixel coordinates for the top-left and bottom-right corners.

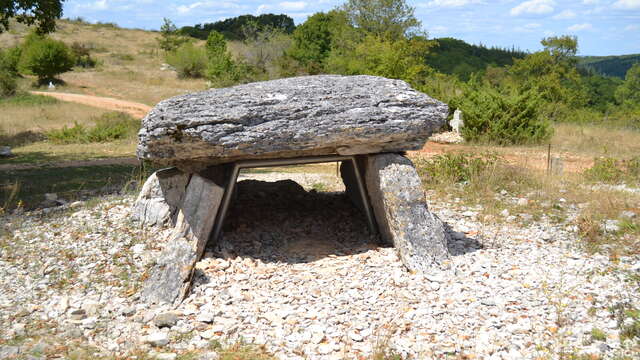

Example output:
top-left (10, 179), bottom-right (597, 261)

top-left (0, 172), bottom-right (638, 360)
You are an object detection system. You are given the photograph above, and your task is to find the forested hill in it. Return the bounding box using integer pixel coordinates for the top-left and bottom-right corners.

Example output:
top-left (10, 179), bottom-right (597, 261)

top-left (425, 37), bottom-right (527, 80)
top-left (578, 54), bottom-right (640, 78)
top-left (179, 14), bottom-right (295, 41)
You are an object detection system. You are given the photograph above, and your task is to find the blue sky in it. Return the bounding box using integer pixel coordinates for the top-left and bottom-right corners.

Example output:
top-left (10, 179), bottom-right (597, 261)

top-left (63, 0), bottom-right (640, 56)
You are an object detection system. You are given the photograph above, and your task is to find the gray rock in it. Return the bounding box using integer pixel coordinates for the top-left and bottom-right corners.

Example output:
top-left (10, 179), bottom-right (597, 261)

top-left (141, 171), bottom-right (225, 305)
top-left (0, 346), bottom-right (20, 357)
top-left (70, 309), bottom-right (87, 320)
top-left (144, 332), bottom-right (169, 347)
top-left (365, 153), bottom-right (450, 272)
top-left (154, 312), bottom-right (179, 328)
top-left (0, 146), bottom-right (12, 157)
top-left (137, 75), bottom-right (448, 171)
top-left (132, 168), bottom-right (191, 227)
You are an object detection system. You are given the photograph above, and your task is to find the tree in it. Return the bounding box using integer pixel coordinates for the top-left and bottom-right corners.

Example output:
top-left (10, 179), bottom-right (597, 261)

top-left (1, 0), bottom-right (64, 34)
top-left (19, 35), bottom-right (75, 83)
top-left (206, 31), bottom-right (245, 87)
top-left (342, 0), bottom-right (421, 39)
top-left (157, 18), bottom-right (187, 52)
top-left (288, 11), bottom-right (345, 73)
top-left (541, 35), bottom-right (578, 65)
top-left (615, 62), bottom-right (640, 107)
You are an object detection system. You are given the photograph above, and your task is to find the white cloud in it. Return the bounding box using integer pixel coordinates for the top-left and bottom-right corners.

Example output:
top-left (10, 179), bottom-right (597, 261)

top-left (428, 25), bottom-right (448, 34)
top-left (426, 0), bottom-right (483, 7)
top-left (257, 1), bottom-right (307, 14)
top-left (582, 0), bottom-right (599, 4)
top-left (75, 0), bottom-right (109, 11)
top-left (613, 0), bottom-right (640, 9)
top-left (625, 24), bottom-right (639, 31)
top-left (568, 23), bottom-right (592, 31)
top-left (552, 9), bottom-right (576, 19)
top-left (510, 0), bottom-right (555, 16)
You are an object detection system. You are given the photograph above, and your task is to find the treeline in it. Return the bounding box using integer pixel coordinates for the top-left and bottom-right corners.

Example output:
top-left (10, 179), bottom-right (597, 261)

top-left (425, 38), bottom-right (527, 81)
top-left (579, 54), bottom-right (640, 78)
top-left (179, 14), bottom-right (295, 41)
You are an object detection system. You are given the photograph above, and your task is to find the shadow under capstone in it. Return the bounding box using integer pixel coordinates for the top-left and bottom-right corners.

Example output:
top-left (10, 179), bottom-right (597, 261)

top-left (205, 179), bottom-right (383, 264)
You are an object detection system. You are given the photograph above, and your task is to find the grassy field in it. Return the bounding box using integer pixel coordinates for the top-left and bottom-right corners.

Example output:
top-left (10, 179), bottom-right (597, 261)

top-left (0, 19), bottom-right (207, 105)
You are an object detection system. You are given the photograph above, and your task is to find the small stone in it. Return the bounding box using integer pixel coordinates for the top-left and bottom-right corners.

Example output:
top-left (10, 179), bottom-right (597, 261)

top-left (481, 299), bottom-right (496, 306)
top-left (155, 353), bottom-right (177, 360)
top-left (121, 306), bottom-right (136, 317)
top-left (603, 220), bottom-right (620, 233)
top-left (144, 332), bottom-right (169, 347)
top-left (69, 201), bottom-right (84, 208)
top-left (621, 210), bottom-right (637, 219)
top-left (70, 309), bottom-right (87, 320)
top-left (318, 343), bottom-right (334, 354)
top-left (0, 146), bottom-right (12, 157)
top-left (44, 193), bottom-right (58, 201)
top-left (196, 313), bottom-right (215, 323)
top-left (154, 312), bottom-right (179, 328)
top-left (81, 317), bottom-right (97, 329)
top-left (500, 209), bottom-right (510, 217)
top-left (517, 198), bottom-right (528, 206)
top-left (349, 331), bottom-right (364, 342)
top-left (12, 323), bottom-right (26, 336)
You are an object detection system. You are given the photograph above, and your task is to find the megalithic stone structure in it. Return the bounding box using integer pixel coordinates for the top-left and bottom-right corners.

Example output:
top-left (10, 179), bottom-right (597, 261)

top-left (133, 75), bottom-right (452, 305)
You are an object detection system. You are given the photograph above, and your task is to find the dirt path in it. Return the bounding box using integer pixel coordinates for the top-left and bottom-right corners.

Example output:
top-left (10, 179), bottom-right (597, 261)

top-left (30, 91), bottom-right (152, 119)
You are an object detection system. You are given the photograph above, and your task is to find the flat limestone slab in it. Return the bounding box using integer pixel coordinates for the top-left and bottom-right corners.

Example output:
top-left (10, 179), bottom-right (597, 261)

top-left (137, 75), bottom-right (448, 171)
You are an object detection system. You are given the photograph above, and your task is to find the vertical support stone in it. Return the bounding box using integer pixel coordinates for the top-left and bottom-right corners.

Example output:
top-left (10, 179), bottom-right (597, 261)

top-left (340, 160), bottom-right (365, 215)
top-left (132, 167), bottom-right (190, 227)
top-left (365, 153), bottom-right (450, 272)
top-left (141, 167), bottom-right (226, 305)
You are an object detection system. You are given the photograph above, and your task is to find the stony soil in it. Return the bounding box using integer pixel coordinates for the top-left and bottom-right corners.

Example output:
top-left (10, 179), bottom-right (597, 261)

top-left (0, 172), bottom-right (638, 360)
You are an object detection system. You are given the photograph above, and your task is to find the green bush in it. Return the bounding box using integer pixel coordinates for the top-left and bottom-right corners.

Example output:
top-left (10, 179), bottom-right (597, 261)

top-left (0, 46), bottom-right (22, 76)
top-left (583, 157), bottom-right (640, 184)
top-left (46, 112), bottom-right (139, 144)
top-left (416, 152), bottom-right (499, 184)
top-left (451, 86), bottom-right (553, 145)
top-left (166, 43), bottom-right (207, 78)
top-left (19, 36), bottom-right (75, 83)
top-left (70, 42), bottom-right (97, 68)
top-left (0, 69), bottom-right (17, 98)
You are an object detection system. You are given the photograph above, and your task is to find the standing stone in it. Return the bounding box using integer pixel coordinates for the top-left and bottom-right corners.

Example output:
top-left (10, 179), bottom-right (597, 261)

top-left (141, 170), bottom-right (226, 305)
top-left (132, 168), bottom-right (191, 227)
top-left (137, 75), bottom-right (448, 172)
top-left (450, 109), bottom-right (464, 134)
top-left (0, 146), bottom-right (11, 157)
top-left (365, 153), bottom-right (450, 272)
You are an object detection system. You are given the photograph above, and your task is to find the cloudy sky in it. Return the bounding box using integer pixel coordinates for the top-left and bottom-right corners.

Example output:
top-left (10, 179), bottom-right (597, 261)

top-left (63, 0), bottom-right (640, 56)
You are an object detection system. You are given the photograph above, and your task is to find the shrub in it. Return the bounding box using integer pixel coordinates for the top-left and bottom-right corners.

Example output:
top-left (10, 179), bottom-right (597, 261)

top-left (0, 69), bottom-right (17, 98)
top-left (416, 152), bottom-right (498, 184)
top-left (206, 30), bottom-right (252, 87)
top-left (46, 112), bottom-right (139, 144)
top-left (0, 46), bottom-right (22, 76)
top-left (70, 42), bottom-right (97, 68)
top-left (451, 87), bottom-right (553, 145)
top-left (166, 43), bottom-right (207, 78)
top-left (583, 157), bottom-right (640, 184)
top-left (19, 36), bottom-right (75, 83)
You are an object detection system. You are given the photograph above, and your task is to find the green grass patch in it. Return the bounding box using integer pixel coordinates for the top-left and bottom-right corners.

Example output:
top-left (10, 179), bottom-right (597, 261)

top-left (0, 92), bottom-right (58, 106)
top-left (46, 112), bottom-right (140, 144)
top-left (583, 157), bottom-right (640, 185)
top-left (0, 162), bottom-right (154, 210)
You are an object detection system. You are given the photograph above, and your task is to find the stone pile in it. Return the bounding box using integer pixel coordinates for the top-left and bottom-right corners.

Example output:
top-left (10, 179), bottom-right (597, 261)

top-left (134, 75), bottom-right (451, 304)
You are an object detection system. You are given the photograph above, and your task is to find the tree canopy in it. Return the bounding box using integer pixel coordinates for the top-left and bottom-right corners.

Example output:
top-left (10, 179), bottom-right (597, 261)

top-left (342, 0), bottom-right (420, 39)
top-left (1, 0), bottom-right (64, 34)
top-left (180, 14), bottom-right (295, 41)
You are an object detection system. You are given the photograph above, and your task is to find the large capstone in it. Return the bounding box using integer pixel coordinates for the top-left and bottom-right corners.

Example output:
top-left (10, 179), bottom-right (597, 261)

top-left (137, 75), bottom-right (448, 172)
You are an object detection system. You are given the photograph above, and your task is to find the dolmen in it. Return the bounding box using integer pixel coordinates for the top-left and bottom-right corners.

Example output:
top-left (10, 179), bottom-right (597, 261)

top-left (134, 75), bottom-right (451, 305)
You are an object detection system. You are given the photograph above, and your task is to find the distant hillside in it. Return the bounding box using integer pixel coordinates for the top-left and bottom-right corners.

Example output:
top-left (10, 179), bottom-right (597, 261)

top-left (179, 14), bottom-right (295, 41)
top-left (579, 54), bottom-right (640, 78)
top-left (425, 37), bottom-right (528, 81)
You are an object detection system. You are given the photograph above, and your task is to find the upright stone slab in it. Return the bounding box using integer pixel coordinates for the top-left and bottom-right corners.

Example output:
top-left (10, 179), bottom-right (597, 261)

top-left (137, 75), bottom-right (448, 172)
top-left (132, 168), bottom-right (190, 227)
top-left (141, 171), bottom-right (226, 305)
top-left (365, 153), bottom-right (450, 272)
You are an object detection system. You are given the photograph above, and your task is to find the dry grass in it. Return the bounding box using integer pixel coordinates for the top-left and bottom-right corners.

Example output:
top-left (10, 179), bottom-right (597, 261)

top-left (552, 122), bottom-right (640, 159)
top-left (0, 19), bottom-right (208, 105)
top-left (0, 99), bottom-right (110, 134)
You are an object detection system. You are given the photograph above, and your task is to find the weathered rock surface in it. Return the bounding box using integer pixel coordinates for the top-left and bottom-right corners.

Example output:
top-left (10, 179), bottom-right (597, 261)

top-left (137, 75), bottom-right (448, 171)
top-left (132, 168), bottom-right (190, 227)
top-left (141, 172), bottom-right (225, 305)
top-left (0, 146), bottom-right (12, 157)
top-left (365, 153), bottom-right (450, 272)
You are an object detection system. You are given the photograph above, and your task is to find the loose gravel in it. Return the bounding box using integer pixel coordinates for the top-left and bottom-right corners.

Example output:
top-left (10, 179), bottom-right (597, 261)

top-left (0, 172), bottom-right (638, 360)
